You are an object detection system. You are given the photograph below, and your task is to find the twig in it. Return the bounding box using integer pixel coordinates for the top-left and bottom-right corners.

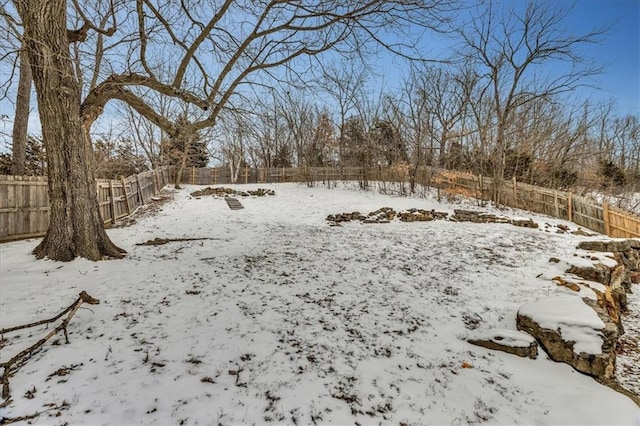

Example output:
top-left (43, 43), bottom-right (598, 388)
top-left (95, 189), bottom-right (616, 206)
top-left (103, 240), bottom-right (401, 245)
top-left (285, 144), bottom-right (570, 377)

top-left (0, 401), bottom-right (67, 425)
top-left (0, 292), bottom-right (99, 400)
top-left (135, 237), bottom-right (213, 246)
top-left (1, 298), bottom-right (77, 335)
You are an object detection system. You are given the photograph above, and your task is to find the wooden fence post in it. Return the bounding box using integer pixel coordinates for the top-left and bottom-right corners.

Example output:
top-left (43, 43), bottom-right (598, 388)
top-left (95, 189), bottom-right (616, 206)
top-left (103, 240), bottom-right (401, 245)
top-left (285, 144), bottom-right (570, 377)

top-left (95, 181), bottom-right (101, 220)
top-left (120, 176), bottom-right (131, 215)
top-left (512, 176), bottom-right (517, 208)
top-left (553, 190), bottom-right (559, 218)
top-left (152, 170), bottom-right (159, 194)
top-left (191, 166), bottom-right (196, 185)
top-left (135, 173), bottom-right (144, 204)
top-left (567, 192), bottom-right (573, 222)
top-left (108, 180), bottom-right (116, 224)
top-left (603, 202), bottom-right (611, 236)
top-left (244, 166), bottom-right (249, 184)
top-left (214, 168), bottom-right (218, 185)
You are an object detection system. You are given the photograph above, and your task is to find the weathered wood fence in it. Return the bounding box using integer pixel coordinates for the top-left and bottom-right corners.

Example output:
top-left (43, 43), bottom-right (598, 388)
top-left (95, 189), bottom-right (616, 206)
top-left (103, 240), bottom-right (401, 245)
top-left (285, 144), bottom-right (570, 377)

top-left (0, 166), bottom-right (172, 242)
top-left (420, 170), bottom-right (640, 239)
top-left (1, 165), bottom-right (638, 242)
top-left (179, 165), bottom-right (640, 239)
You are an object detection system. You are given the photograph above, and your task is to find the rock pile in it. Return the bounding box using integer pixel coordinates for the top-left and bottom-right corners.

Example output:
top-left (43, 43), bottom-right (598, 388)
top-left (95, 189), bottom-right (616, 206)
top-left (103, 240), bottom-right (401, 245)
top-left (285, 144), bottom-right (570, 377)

top-left (471, 238), bottom-right (639, 393)
top-left (191, 187), bottom-right (275, 197)
top-left (326, 211), bottom-right (367, 224)
top-left (398, 208), bottom-right (449, 222)
top-left (451, 209), bottom-right (539, 228)
top-left (451, 209), bottom-right (510, 224)
top-left (326, 207), bottom-right (450, 225)
top-left (364, 207), bottom-right (396, 223)
top-left (468, 328), bottom-right (538, 359)
top-left (246, 188), bottom-right (276, 196)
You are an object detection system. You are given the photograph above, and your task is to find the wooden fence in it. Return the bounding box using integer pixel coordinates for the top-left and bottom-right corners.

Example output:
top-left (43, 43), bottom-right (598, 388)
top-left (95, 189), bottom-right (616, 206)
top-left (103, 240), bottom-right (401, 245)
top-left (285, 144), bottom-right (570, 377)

top-left (415, 169), bottom-right (639, 239)
top-left (178, 165), bottom-right (640, 239)
top-left (0, 167), bottom-right (172, 242)
top-left (2, 165), bottom-right (638, 242)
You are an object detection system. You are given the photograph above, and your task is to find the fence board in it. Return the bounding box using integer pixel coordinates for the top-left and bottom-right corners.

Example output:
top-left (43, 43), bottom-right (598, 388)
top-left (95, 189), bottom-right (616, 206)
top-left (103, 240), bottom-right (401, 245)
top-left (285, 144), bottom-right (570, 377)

top-left (2, 165), bottom-right (639, 241)
top-left (0, 175), bottom-right (50, 241)
top-left (0, 166), bottom-right (172, 242)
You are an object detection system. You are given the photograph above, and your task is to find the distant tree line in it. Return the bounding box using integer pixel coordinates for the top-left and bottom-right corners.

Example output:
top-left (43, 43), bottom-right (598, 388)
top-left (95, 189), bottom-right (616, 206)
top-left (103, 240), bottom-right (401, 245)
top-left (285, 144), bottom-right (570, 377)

top-left (1, 0), bottom-right (636, 260)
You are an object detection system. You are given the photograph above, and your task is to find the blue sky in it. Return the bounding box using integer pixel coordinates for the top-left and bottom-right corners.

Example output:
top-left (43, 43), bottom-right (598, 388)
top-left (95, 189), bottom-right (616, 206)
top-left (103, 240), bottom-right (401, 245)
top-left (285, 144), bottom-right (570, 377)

top-left (0, 0), bottom-right (638, 150)
top-left (565, 0), bottom-right (639, 114)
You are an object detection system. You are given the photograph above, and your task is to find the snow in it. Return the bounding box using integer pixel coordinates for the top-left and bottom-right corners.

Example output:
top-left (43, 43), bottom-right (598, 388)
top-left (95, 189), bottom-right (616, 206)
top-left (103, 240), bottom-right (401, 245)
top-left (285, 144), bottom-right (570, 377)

top-left (1, 182), bottom-right (639, 425)
top-left (550, 276), bottom-right (603, 300)
top-left (588, 192), bottom-right (640, 216)
top-left (617, 283), bottom-right (640, 397)
top-left (471, 328), bottom-right (536, 348)
top-left (571, 250), bottom-right (619, 269)
top-left (518, 291), bottom-right (605, 355)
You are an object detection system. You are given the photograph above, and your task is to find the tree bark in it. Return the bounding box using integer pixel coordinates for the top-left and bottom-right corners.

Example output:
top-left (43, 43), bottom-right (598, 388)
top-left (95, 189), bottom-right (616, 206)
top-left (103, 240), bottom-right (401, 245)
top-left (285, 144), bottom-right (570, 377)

top-left (11, 41), bottom-right (31, 176)
top-left (19, 0), bottom-right (125, 261)
top-left (174, 142), bottom-right (189, 189)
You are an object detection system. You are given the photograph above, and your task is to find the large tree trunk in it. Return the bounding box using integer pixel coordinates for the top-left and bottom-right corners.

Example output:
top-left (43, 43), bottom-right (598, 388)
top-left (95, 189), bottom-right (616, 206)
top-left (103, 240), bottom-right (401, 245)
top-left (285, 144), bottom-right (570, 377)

top-left (11, 41), bottom-right (31, 176)
top-left (174, 142), bottom-right (189, 189)
top-left (19, 0), bottom-right (125, 261)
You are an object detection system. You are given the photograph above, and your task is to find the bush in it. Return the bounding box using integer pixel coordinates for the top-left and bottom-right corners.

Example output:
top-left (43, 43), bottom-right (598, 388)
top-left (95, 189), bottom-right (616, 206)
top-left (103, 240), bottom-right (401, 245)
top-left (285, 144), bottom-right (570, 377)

top-left (599, 161), bottom-right (626, 188)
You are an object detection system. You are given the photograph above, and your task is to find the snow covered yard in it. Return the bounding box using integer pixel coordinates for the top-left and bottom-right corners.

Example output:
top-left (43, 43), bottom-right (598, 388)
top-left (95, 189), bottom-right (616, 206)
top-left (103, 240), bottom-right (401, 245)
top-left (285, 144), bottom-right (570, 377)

top-left (1, 183), bottom-right (639, 425)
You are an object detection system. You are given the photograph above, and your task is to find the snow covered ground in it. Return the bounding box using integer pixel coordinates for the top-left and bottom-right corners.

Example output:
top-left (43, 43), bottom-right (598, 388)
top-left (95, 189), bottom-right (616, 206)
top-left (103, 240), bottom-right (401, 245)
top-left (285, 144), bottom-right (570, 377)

top-left (1, 182), bottom-right (639, 425)
top-left (587, 191), bottom-right (640, 215)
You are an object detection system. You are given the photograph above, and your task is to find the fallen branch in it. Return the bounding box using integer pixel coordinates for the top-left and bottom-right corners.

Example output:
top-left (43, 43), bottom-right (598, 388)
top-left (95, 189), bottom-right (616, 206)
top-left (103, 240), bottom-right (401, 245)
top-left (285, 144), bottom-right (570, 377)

top-left (0, 291), bottom-right (99, 400)
top-left (0, 400), bottom-right (69, 425)
top-left (136, 237), bottom-right (214, 246)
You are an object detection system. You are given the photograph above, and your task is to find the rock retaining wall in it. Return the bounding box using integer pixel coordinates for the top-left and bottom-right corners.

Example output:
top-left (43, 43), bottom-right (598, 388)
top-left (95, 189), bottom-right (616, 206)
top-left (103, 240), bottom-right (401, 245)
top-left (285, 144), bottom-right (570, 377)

top-left (475, 238), bottom-right (639, 401)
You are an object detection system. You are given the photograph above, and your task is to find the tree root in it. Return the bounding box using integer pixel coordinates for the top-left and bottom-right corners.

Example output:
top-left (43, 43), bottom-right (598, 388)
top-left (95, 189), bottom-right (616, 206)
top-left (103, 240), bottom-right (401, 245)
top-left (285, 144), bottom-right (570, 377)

top-left (0, 291), bottom-right (99, 401)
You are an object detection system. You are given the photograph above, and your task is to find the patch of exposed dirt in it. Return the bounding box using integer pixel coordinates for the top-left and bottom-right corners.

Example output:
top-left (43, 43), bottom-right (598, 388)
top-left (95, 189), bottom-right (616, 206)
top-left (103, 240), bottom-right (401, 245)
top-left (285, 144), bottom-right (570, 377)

top-left (113, 190), bottom-right (175, 228)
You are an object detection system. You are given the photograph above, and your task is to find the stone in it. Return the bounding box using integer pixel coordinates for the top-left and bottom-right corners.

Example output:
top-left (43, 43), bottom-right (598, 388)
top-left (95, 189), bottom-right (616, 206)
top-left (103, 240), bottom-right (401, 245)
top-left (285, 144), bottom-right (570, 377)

top-left (577, 240), bottom-right (633, 253)
top-left (571, 229), bottom-right (589, 236)
top-left (468, 328), bottom-right (538, 359)
top-left (512, 219), bottom-right (539, 228)
top-left (517, 295), bottom-right (619, 379)
top-left (552, 277), bottom-right (580, 292)
top-left (432, 211), bottom-right (449, 220)
top-left (566, 263), bottom-right (611, 286)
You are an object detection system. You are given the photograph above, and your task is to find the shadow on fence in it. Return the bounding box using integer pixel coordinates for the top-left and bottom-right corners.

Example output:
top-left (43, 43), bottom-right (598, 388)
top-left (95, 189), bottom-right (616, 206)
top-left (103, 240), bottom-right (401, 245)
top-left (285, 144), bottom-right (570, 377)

top-left (0, 166), bottom-right (172, 242)
top-left (2, 165), bottom-right (638, 242)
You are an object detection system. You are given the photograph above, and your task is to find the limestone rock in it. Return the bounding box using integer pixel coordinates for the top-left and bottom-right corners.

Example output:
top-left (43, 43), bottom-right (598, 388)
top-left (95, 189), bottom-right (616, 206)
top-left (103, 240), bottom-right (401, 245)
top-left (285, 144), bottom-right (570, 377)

top-left (512, 218), bottom-right (539, 228)
top-left (577, 240), bottom-right (637, 253)
top-left (566, 263), bottom-right (611, 286)
top-left (468, 328), bottom-right (538, 359)
top-left (517, 294), bottom-right (619, 379)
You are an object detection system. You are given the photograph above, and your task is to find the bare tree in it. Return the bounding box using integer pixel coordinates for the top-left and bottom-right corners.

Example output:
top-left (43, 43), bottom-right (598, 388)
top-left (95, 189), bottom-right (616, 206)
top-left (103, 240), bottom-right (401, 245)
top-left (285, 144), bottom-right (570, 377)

top-left (219, 111), bottom-right (248, 183)
top-left (245, 94), bottom-right (293, 169)
top-left (319, 61), bottom-right (367, 176)
top-left (13, 0), bottom-right (456, 261)
top-left (0, 4), bottom-right (32, 175)
top-left (15, 0), bottom-right (125, 260)
top-left (10, 40), bottom-right (31, 175)
top-left (279, 91), bottom-right (317, 168)
top-left (458, 1), bottom-right (604, 204)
